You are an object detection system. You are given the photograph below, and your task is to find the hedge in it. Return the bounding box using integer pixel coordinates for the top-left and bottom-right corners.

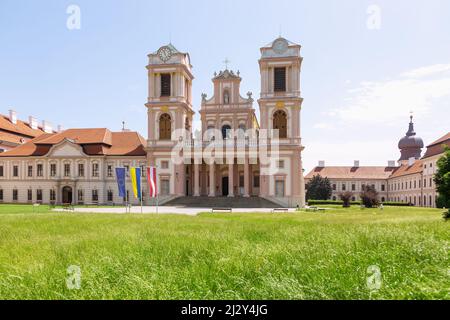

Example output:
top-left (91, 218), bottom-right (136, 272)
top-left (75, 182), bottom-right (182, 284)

top-left (306, 200), bottom-right (412, 207)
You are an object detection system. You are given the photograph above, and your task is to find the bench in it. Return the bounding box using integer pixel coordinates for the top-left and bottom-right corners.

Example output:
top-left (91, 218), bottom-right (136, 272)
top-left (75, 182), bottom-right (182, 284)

top-left (211, 208), bottom-right (232, 213)
top-left (272, 208), bottom-right (289, 213)
top-left (62, 203), bottom-right (74, 211)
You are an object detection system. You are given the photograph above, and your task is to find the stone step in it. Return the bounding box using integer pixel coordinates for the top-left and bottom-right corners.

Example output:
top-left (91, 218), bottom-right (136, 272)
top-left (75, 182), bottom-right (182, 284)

top-left (163, 196), bottom-right (280, 208)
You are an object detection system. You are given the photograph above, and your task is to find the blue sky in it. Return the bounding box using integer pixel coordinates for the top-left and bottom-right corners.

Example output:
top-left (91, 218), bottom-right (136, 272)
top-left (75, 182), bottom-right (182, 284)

top-left (1, 0), bottom-right (449, 171)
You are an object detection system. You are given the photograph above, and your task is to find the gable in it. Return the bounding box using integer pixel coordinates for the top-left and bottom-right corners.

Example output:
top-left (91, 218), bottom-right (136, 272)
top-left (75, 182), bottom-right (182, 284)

top-left (48, 141), bottom-right (85, 157)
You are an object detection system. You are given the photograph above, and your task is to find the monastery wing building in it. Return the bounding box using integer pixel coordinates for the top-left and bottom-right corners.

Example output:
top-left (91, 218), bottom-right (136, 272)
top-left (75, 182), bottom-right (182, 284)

top-left (305, 116), bottom-right (449, 208)
top-left (0, 37), bottom-right (306, 208)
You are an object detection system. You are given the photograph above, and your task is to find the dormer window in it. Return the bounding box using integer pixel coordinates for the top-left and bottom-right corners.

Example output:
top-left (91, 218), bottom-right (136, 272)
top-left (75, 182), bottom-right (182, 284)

top-left (161, 74), bottom-right (171, 97)
top-left (223, 90), bottom-right (230, 104)
top-left (274, 67), bottom-right (286, 92)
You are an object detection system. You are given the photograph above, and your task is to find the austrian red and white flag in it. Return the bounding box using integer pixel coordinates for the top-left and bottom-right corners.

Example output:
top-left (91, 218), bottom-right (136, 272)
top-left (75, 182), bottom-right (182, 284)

top-left (146, 167), bottom-right (157, 198)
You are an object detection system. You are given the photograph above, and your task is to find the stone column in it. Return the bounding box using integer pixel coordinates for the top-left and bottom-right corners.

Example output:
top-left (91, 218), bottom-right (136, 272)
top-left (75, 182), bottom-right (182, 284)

top-left (244, 158), bottom-right (250, 197)
top-left (209, 163), bottom-right (215, 197)
top-left (194, 164), bottom-right (200, 197)
top-left (228, 163), bottom-right (234, 197)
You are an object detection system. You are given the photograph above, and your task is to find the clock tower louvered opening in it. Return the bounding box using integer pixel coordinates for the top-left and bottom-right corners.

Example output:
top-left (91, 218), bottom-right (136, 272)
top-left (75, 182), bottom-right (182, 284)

top-left (274, 67), bottom-right (286, 92)
top-left (161, 74), bottom-right (171, 97)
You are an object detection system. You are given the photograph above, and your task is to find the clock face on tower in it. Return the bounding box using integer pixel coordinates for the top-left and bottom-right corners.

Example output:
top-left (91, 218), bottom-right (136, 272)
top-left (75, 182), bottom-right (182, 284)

top-left (158, 46), bottom-right (172, 62)
top-left (273, 39), bottom-right (288, 54)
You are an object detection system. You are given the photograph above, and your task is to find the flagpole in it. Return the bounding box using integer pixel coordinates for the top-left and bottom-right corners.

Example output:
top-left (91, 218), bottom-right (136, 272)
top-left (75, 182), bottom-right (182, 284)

top-left (156, 165), bottom-right (159, 214)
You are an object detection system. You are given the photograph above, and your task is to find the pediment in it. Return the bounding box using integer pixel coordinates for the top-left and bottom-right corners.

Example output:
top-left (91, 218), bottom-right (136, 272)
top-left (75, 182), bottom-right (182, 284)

top-left (48, 139), bottom-right (85, 157)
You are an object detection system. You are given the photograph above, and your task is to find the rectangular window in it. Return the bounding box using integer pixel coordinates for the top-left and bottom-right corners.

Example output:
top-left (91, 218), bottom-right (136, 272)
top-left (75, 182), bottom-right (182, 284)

top-left (92, 189), bottom-right (98, 202)
top-left (161, 161), bottom-right (169, 169)
top-left (92, 163), bottom-right (99, 177)
top-left (332, 184), bottom-right (336, 191)
top-left (107, 165), bottom-right (113, 177)
top-left (27, 189), bottom-right (32, 201)
top-left (13, 165), bottom-right (19, 177)
top-left (78, 163), bottom-right (84, 177)
top-left (50, 164), bottom-right (56, 177)
top-left (37, 164), bottom-right (43, 177)
top-left (161, 180), bottom-right (170, 196)
top-left (0, 165), bottom-right (3, 177)
top-left (277, 160), bottom-right (285, 169)
top-left (13, 189), bottom-right (18, 201)
top-left (0, 189), bottom-right (3, 201)
top-left (28, 165), bottom-right (33, 177)
top-left (64, 163), bottom-right (71, 177)
top-left (381, 184), bottom-right (385, 192)
top-left (274, 67), bottom-right (286, 92)
top-left (424, 179), bottom-right (426, 188)
top-left (107, 190), bottom-right (113, 202)
top-left (352, 184), bottom-right (356, 191)
top-left (36, 189), bottom-right (42, 202)
top-left (342, 184), bottom-right (346, 191)
top-left (161, 74), bottom-right (171, 96)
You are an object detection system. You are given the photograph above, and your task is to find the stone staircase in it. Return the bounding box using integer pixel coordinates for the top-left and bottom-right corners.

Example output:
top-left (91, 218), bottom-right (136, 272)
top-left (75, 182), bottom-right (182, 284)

top-left (162, 196), bottom-right (281, 208)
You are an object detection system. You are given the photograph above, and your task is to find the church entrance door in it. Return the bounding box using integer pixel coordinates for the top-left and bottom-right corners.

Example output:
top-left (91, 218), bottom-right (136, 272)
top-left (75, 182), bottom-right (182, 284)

top-left (222, 177), bottom-right (229, 196)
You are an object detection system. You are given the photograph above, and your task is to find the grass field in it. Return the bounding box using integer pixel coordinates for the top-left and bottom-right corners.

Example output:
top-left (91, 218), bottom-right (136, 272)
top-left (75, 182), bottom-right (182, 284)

top-left (0, 204), bottom-right (448, 300)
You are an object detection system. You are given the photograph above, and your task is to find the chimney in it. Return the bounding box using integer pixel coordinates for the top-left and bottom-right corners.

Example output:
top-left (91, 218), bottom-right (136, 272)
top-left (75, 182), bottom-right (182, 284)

top-left (9, 109), bottom-right (17, 124)
top-left (388, 160), bottom-right (396, 167)
top-left (354, 160), bottom-right (360, 167)
top-left (28, 116), bottom-right (38, 130)
top-left (408, 157), bottom-right (415, 166)
top-left (318, 160), bottom-right (325, 168)
top-left (42, 120), bottom-right (53, 133)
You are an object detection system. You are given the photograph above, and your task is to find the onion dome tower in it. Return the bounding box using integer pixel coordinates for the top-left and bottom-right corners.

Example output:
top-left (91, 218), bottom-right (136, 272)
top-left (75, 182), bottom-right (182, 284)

top-left (398, 115), bottom-right (424, 165)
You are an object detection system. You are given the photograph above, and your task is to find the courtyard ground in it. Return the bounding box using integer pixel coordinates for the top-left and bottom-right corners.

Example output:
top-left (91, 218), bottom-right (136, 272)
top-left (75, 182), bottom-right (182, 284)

top-left (0, 204), bottom-right (448, 299)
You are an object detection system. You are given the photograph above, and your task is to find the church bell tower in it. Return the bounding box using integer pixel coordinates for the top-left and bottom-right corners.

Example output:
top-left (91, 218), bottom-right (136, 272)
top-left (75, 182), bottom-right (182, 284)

top-left (258, 37), bottom-right (305, 207)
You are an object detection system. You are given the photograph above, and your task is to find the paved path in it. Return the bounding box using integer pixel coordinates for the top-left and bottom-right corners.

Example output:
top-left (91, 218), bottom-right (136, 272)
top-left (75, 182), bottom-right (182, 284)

top-left (54, 206), bottom-right (296, 216)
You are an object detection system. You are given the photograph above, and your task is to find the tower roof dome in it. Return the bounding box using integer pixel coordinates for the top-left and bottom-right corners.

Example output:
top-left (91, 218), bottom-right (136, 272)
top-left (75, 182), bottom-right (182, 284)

top-left (398, 115), bottom-right (424, 162)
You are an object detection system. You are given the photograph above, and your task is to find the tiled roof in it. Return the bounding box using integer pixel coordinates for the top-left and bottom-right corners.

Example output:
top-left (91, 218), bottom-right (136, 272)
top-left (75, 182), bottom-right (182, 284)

top-left (422, 132), bottom-right (450, 159)
top-left (0, 128), bottom-right (146, 157)
top-left (427, 132), bottom-right (450, 147)
top-left (389, 160), bottom-right (423, 178)
top-left (0, 115), bottom-right (46, 138)
top-left (305, 166), bottom-right (396, 180)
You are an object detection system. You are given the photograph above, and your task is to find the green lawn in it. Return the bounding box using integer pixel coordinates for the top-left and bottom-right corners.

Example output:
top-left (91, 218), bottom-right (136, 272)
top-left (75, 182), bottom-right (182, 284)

top-left (0, 204), bottom-right (448, 300)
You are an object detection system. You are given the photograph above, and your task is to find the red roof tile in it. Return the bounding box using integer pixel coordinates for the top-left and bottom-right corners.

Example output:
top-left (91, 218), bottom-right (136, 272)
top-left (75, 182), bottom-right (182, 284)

top-left (0, 129), bottom-right (146, 157)
top-left (305, 166), bottom-right (396, 180)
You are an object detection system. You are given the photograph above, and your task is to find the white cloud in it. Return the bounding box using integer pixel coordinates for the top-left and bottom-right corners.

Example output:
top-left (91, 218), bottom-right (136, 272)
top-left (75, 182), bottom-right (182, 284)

top-left (313, 122), bottom-right (333, 129)
top-left (327, 63), bottom-right (450, 125)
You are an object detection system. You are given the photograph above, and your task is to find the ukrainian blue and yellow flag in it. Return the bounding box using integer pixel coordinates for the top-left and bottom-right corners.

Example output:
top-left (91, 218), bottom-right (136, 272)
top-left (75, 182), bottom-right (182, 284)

top-left (130, 167), bottom-right (141, 199)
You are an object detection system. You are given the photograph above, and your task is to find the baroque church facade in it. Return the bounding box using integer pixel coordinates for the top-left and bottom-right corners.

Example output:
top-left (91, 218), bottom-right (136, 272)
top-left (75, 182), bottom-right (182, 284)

top-left (146, 38), bottom-right (305, 207)
top-left (0, 37), bottom-right (306, 208)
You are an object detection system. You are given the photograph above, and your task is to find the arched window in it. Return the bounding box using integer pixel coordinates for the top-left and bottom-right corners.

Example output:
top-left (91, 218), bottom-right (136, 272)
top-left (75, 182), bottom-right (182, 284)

top-left (222, 125), bottom-right (231, 140)
top-left (223, 90), bottom-right (230, 104)
top-left (273, 110), bottom-right (287, 138)
top-left (159, 113), bottom-right (171, 140)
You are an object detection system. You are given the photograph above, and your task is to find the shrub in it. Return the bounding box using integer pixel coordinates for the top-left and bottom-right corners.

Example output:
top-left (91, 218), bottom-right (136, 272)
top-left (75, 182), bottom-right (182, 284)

top-left (360, 185), bottom-right (379, 208)
top-left (443, 209), bottom-right (450, 221)
top-left (339, 191), bottom-right (353, 207)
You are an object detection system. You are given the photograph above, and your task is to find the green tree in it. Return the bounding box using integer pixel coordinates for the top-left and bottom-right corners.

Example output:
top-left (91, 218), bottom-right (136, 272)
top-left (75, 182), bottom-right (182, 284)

top-left (306, 175), bottom-right (332, 200)
top-left (434, 146), bottom-right (450, 210)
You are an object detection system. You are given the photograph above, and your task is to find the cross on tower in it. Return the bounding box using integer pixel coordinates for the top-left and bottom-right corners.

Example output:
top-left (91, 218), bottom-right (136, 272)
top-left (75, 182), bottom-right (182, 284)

top-left (409, 110), bottom-right (414, 122)
top-left (223, 58), bottom-right (230, 70)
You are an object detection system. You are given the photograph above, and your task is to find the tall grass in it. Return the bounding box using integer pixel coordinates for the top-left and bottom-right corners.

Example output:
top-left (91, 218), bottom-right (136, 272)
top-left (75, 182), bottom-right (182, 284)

top-left (0, 205), bottom-right (448, 299)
